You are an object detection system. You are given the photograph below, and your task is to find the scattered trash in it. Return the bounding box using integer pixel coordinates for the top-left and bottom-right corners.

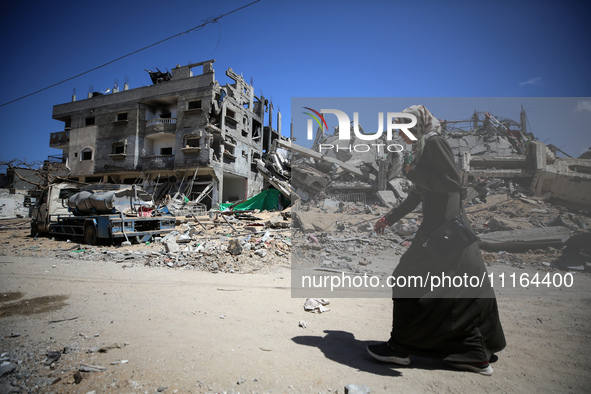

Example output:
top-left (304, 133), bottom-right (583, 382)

top-left (43, 351), bottom-right (62, 366)
top-left (345, 384), bottom-right (371, 394)
top-left (78, 363), bottom-right (106, 372)
top-left (304, 298), bottom-right (331, 313)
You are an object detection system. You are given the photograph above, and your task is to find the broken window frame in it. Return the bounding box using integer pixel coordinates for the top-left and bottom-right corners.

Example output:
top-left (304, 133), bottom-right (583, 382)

top-left (223, 139), bottom-right (236, 160)
top-left (110, 141), bottom-right (127, 158)
top-left (116, 112), bottom-right (128, 122)
top-left (225, 108), bottom-right (236, 122)
top-left (181, 136), bottom-right (201, 153)
top-left (85, 116), bottom-right (95, 126)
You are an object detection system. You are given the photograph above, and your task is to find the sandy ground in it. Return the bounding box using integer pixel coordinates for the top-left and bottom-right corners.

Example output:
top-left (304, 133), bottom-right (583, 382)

top-left (1, 221), bottom-right (591, 393)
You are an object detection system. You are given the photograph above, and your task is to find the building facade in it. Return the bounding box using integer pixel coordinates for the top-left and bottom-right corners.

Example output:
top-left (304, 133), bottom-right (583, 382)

top-left (49, 60), bottom-right (283, 209)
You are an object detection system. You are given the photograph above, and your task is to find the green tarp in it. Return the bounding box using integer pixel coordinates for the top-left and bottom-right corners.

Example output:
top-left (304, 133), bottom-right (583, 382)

top-left (219, 188), bottom-right (290, 211)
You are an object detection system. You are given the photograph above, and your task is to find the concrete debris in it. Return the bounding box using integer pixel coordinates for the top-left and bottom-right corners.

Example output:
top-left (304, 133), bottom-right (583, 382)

top-left (545, 215), bottom-right (580, 231)
top-left (163, 236), bottom-right (181, 253)
top-left (227, 238), bottom-right (243, 255)
top-left (0, 362), bottom-right (17, 378)
top-left (393, 222), bottom-right (417, 237)
top-left (376, 190), bottom-right (397, 208)
top-left (254, 249), bottom-right (267, 258)
top-left (264, 216), bottom-right (290, 229)
top-left (486, 217), bottom-right (534, 232)
top-left (254, 143), bottom-right (293, 201)
top-left (478, 227), bottom-right (571, 252)
top-left (388, 178), bottom-right (411, 201)
top-left (28, 210), bottom-right (294, 273)
top-left (552, 230), bottom-right (591, 272)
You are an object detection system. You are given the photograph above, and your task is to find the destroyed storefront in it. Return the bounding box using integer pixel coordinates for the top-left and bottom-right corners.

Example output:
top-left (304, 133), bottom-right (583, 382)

top-left (48, 60), bottom-right (285, 213)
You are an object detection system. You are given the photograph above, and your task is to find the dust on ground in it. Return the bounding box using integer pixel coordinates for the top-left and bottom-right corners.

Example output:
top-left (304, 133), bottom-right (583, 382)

top-left (1, 200), bottom-right (591, 393)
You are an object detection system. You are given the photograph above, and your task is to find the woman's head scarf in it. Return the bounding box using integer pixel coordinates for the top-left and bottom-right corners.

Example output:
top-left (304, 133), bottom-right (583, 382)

top-left (400, 105), bottom-right (441, 164)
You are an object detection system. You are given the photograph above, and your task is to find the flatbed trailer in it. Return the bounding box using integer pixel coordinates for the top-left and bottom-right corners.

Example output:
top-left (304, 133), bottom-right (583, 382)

top-left (48, 214), bottom-right (176, 245)
top-left (31, 183), bottom-right (176, 245)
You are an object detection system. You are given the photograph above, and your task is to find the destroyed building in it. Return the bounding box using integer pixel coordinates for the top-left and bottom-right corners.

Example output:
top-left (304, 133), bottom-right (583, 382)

top-left (447, 111), bottom-right (591, 209)
top-left (289, 109), bottom-right (591, 210)
top-left (288, 109), bottom-right (591, 279)
top-left (47, 60), bottom-right (284, 211)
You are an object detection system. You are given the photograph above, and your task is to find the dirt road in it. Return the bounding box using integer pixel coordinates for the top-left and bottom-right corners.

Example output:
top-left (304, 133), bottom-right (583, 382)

top-left (1, 251), bottom-right (590, 393)
top-left (1, 217), bottom-right (591, 393)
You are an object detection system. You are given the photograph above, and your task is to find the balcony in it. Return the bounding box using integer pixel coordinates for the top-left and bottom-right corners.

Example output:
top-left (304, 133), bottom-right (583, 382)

top-left (44, 155), bottom-right (68, 172)
top-left (49, 130), bottom-right (70, 148)
top-left (145, 118), bottom-right (177, 135)
top-left (142, 155), bottom-right (175, 170)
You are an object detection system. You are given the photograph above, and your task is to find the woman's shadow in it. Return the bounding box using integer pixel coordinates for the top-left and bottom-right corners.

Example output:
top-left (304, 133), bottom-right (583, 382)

top-left (292, 330), bottom-right (445, 377)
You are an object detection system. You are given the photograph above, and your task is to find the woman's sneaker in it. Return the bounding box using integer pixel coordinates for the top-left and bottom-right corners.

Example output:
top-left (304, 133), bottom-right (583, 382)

top-left (445, 361), bottom-right (494, 376)
top-left (367, 343), bottom-right (411, 365)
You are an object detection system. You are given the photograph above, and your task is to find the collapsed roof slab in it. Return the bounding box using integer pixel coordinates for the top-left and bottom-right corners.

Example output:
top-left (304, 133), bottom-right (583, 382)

top-left (278, 140), bottom-right (376, 182)
top-left (478, 226), bottom-right (571, 252)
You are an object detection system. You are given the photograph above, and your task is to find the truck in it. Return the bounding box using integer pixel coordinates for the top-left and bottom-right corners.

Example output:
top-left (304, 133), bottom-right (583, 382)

top-left (30, 182), bottom-right (176, 245)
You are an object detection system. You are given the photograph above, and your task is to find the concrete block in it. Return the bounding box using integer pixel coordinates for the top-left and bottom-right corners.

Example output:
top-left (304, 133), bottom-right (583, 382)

top-left (376, 190), bottom-right (397, 208)
top-left (388, 178), bottom-right (409, 200)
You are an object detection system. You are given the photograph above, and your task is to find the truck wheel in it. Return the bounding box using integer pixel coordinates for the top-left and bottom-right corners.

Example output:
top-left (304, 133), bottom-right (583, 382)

top-left (84, 225), bottom-right (97, 245)
top-left (30, 222), bottom-right (38, 237)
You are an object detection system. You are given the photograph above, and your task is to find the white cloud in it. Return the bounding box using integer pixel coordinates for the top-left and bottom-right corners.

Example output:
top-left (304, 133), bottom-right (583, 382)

top-left (574, 100), bottom-right (591, 112)
top-left (519, 77), bottom-right (542, 86)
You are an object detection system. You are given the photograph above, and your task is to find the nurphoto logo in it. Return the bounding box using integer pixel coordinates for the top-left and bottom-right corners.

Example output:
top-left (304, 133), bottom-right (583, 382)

top-left (303, 108), bottom-right (418, 153)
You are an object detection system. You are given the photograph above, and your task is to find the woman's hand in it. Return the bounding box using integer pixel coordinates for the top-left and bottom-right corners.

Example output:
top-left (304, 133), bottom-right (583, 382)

top-left (374, 217), bottom-right (391, 234)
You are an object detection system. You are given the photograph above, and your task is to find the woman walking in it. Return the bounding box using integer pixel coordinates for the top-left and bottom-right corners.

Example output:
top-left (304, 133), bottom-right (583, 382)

top-left (370, 105), bottom-right (506, 376)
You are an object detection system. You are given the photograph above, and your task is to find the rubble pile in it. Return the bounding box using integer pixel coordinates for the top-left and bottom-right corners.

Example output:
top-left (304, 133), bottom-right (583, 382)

top-left (290, 190), bottom-right (591, 273)
top-left (292, 199), bottom-right (400, 276)
top-left (446, 133), bottom-right (518, 157)
top-left (2, 110), bottom-right (590, 275)
top-left (285, 111), bottom-right (591, 274)
top-left (443, 110), bottom-right (531, 156)
top-left (3, 211), bottom-right (294, 274)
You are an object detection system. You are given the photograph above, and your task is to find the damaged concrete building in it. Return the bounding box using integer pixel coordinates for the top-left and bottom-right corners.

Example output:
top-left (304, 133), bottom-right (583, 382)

top-left (47, 60), bottom-right (283, 210)
top-left (290, 109), bottom-right (591, 210)
top-left (448, 111), bottom-right (591, 209)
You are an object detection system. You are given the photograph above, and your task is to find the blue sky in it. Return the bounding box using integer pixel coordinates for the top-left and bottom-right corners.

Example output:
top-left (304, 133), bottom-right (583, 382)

top-left (291, 97), bottom-right (591, 154)
top-left (1, 0), bottom-right (590, 164)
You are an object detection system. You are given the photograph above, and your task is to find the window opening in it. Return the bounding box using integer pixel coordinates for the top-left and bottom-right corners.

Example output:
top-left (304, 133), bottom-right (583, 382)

top-left (112, 142), bottom-right (125, 154)
top-left (186, 138), bottom-right (200, 148)
top-left (188, 100), bottom-right (202, 110)
top-left (81, 148), bottom-right (93, 161)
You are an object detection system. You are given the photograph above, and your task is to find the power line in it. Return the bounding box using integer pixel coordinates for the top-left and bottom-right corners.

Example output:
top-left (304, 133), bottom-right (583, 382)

top-left (0, 0), bottom-right (262, 108)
